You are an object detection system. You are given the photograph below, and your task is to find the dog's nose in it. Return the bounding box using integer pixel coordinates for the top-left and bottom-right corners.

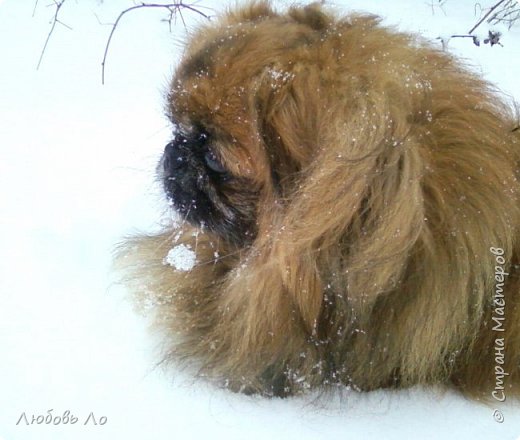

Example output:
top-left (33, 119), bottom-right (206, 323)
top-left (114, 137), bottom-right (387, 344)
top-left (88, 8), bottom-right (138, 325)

top-left (163, 141), bottom-right (175, 171)
top-left (163, 141), bottom-right (187, 172)
top-left (164, 140), bottom-right (175, 154)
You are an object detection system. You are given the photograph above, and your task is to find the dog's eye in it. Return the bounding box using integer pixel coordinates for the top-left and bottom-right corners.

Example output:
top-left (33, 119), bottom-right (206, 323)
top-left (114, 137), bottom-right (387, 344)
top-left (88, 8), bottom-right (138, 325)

top-left (198, 132), bottom-right (209, 143)
top-left (204, 150), bottom-right (227, 173)
top-left (173, 126), bottom-right (209, 145)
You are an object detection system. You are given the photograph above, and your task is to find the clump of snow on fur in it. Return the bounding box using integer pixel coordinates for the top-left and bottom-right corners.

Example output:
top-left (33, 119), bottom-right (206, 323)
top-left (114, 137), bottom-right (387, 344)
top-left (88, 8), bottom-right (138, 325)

top-left (266, 68), bottom-right (295, 89)
top-left (268, 68), bottom-right (294, 82)
top-left (163, 244), bottom-right (197, 271)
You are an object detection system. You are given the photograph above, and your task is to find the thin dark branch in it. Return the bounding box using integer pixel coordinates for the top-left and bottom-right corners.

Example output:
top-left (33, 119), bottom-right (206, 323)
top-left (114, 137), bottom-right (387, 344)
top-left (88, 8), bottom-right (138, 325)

top-left (426, 0), bottom-right (447, 16)
top-left (32, 0), bottom-right (40, 18)
top-left (468, 0), bottom-right (509, 33)
top-left (178, 7), bottom-right (187, 28)
top-left (55, 18), bottom-right (73, 30)
top-left (163, 8), bottom-right (176, 32)
top-left (498, 8), bottom-right (520, 20)
top-left (179, 0), bottom-right (215, 13)
top-left (439, 1), bottom-right (517, 49)
top-left (101, 2), bottom-right (211, 85)
top-left (487, 2), bottom-right (520, 29)
top-left (93, 12), bottom-right (110, 26)
top-left (474, 2), bottom-right (483, 18)
top-left (37, 0), bottom-right (70, 70)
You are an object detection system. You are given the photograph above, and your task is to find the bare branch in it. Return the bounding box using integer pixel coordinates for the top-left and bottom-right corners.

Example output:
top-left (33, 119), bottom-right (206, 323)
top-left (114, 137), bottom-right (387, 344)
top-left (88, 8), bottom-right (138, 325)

top-left (32, 0), bottom-right (40, 18)
top-left (101, 2), bottom-right (211, 85)
top-left (487, 0), bottom-right (520, 29)
top-left (437, 1), bottom-right (519, 49)
top-left (442, 30), bottom-right (503, 47)
top-left (468, 0), bottom-right (508, 33)
top-left (426, 0), bottom-right (447, 16)
top-left (178, 6), bottom-right (188, 28)
top-left (36, 0), bottom-right (71, 70)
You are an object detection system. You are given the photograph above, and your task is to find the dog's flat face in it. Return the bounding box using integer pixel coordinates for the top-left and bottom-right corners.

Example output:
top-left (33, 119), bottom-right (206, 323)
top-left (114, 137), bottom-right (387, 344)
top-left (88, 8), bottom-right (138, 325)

top-left (161, 43), bottom-right (264, 244)
top-left (161, 8), bottom-right (320, 246)
top-left (161, 122), bottom-right (259, 245)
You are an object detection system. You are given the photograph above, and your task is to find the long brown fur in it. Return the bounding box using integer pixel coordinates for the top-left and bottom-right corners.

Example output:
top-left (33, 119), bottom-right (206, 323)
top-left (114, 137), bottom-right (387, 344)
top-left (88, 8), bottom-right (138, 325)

top-left (117, 1), bottom-right (520, 399)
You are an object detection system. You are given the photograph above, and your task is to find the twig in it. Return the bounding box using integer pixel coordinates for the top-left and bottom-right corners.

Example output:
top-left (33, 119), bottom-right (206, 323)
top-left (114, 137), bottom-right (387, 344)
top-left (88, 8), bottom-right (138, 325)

top-left (440, 0), bottom-right (517, 49)
top-left (36, 0), bottom-right (71, 70)
top-left (32, 0), bottom-right (39, 18)
top-left (426, 0), bottom-right (447, 16)
top-left (468, 0), bottom-right (508, 34)
top-left (101, 2), bottom-right (211, 85)
top-left (177, 6), bottom-right (188, 28)
top-left (487, 2), bottom-right (520, 29)
top-left (450, 34), bottom-right (475, 39)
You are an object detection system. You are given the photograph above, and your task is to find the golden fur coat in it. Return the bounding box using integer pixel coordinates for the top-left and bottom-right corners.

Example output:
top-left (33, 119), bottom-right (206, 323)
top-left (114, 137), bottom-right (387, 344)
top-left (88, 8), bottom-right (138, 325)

top-left (118, 1), bottom-right (520, 399)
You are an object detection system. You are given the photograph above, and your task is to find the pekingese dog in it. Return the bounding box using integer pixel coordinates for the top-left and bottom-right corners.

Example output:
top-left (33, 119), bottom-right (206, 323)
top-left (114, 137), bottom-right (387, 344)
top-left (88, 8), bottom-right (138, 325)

top-left (118, 1), bottom-right (520, 399)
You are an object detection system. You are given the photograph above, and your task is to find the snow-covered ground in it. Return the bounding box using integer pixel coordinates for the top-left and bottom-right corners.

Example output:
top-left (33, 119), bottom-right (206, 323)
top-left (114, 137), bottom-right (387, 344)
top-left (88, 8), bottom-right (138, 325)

top-left (1, 1), bottom-right (519, 439)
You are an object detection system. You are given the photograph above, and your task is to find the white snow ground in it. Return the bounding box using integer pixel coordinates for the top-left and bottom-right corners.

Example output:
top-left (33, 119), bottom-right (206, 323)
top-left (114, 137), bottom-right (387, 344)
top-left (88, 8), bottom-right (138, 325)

top-left (0, 1), bottom-right (519, 439)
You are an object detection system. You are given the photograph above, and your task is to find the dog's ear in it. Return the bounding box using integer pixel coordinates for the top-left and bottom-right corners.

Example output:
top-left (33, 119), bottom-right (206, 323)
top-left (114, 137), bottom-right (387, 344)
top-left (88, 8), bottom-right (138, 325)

top-left (288, 2), bottom-right (331, 31)
top-left (224, 1), bottom-right (277, 24)
top-left (254, 67), bottom-right (426, 322)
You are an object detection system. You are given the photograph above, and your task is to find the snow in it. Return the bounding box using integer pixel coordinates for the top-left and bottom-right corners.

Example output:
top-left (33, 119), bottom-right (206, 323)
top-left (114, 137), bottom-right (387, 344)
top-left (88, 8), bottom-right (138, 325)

top-left (164, 244), bottom-right (197, 271)
top-left (267, 67), bottom-right (295, 89)
top-left (0, 1), bottom-right (519, 439)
